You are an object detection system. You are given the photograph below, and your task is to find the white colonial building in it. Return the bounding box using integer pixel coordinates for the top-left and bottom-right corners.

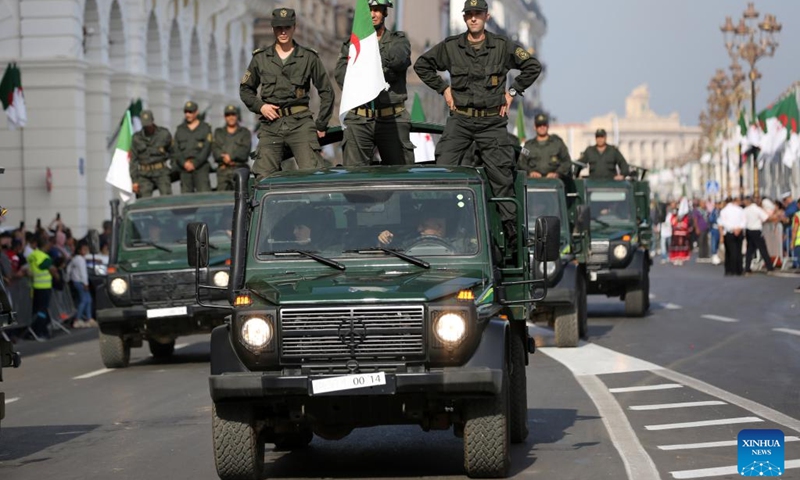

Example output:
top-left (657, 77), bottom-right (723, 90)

top-left (0, 0), bottom-right (257, 234)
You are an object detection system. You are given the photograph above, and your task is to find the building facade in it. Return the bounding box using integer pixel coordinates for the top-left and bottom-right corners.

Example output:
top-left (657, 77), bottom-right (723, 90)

top-left (0, 0), bottom-right (257, 234)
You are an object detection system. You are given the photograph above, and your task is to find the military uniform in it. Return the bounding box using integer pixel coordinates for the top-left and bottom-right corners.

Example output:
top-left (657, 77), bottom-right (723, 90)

top-left (581, 130), bottom-right (630, 180)
top-left (413, 0), bottom-right (541, 224)
top-left (174, 101), bottom-right (213, 193)
top-left (335, 24), bottom-right (414, 166)
top-left (519, 114), bottom-right (571, 177)
top-left (239, 8), bottom-right (334, 178)
top-left (213, 105), bottom-right (252, 191)
top-left (130, 110), bottom-right (173, 198)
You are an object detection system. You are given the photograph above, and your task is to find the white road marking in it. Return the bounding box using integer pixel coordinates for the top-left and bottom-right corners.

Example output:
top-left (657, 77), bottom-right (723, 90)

top-left (4, 397), bottom-right (19, 405)
top-left (574, 375), bottom-right (661, 480)
top-left (73, 368), bottom-right (113, 380)
top-left (661, 302), bottom-right (682, 310)
top-left (658, 436), bottom-right (800, 451)
top-left (174, 343), bottom-right (190, 350)
top-left (538, 343), bottom-right (662, 376)
top-left (670, 459), bottom-right (800, 479)
top-left (608, 384), bottom-right (682, 393)
top-left (629, 400), bottom-right (726, 411)
top-left (645, 416), bottom-right (763, 431)
top-left (774, 327), bottom-right (800, 337)
top-left (701, 314), bottom-right (739, 323)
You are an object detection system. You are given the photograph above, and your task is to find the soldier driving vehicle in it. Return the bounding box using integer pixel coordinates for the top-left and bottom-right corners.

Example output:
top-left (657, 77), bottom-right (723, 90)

top-left (413, 0), bottom-right (542, 248)
top-left (131, 110), bottom-right (173, 198)
top-left (174, 101), bottom-right (213, 193)
top-left (240, 8), bottom-right (334, 179)
top-left (580, 129), bottom-right (630, 180)
top-left (335, 0), bottom-right (414, 166)
top-left (95, 193), bottom-right (234, 368)
top-left (519, 113), bottom-right (571, 179)
top-left (189, 165), bottom-right (561, 480)
top-left (212, 105), bottom-right (252, 191)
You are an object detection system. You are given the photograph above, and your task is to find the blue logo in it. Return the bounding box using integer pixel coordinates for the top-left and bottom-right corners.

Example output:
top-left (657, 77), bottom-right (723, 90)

top-left (738, 429), bottom-right (784, 476)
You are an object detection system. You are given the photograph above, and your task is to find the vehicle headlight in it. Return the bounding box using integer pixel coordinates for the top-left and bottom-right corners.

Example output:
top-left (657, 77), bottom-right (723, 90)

top-left (613, 244), bottom-right (629, 260)
top-left (434, 313), bottom-right (467, 345)
top-left (241, 316), bottom-right (273, 350)
top-left (109, 278), bottom-right (128, 296)
top-left (213, 270), bottom-right (230, 287)
top-left (537, 261), bottom-right (557, 277)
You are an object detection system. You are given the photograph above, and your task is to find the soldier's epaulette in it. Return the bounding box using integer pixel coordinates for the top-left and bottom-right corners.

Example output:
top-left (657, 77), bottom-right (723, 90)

top-left (444, 34), bottom-right (462, 43)
top-left (393, 31), bottom-right (406, 38)
top-left (549, 133), bottom-right (564, 141)
top-left (303, 45), bottom-right (320, 56)
top-left (252, 47), bottom-right (265, 55)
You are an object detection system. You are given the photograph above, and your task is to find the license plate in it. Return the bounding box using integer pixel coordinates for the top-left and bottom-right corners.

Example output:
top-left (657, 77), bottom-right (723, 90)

top-left (589, 271), bottom-right (598, 282)
top-left (311, 372), bottom-right (387, 395)
top-left (146, 306), bottom-right (188, 319)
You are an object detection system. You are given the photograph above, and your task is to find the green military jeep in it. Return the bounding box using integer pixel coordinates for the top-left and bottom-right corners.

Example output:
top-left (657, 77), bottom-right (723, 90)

top-left (95, 192), bottom-right (234, 368)
top-left (576, 174), bottom-right (653, 317)
top-left (526, 178), bottom-right (590, 346)
top-left (1, 275), bottom-right (22, 430)
top-left (188, 167), bottom-right (560, 479)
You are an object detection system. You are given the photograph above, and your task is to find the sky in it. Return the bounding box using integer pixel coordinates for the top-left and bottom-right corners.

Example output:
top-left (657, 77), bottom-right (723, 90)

top-left (540, 0), bottom-right (800, 125)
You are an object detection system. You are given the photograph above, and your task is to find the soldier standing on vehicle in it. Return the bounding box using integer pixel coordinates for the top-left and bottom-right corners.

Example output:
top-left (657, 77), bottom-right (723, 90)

top-left (413, 0), bottom-right (542, 242)
top-left (131, 110), bottom-right (173, 198)
top-left (240, 8), bottom-right (334, 179)
top-left (174, 101), bottom-right (213, 193)
top-left (581, 129), bottom-right (630, 180)
top-left (335, 0), bottom-right (413, 166)
top-left (519, 113), bottom-right (571, 179)
top-left (212, 105), bottom-right (252, 191)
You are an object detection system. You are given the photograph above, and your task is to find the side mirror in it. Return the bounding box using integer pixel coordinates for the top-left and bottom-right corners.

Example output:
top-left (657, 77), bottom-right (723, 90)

top-left (87, 229), bottom-right (101, 254)
top-left (574, 205), bottom-right (591, 235)
top-left (534, 216), bottom-right (561, 262)
top-left (187, 222), bottom-right (209, 268)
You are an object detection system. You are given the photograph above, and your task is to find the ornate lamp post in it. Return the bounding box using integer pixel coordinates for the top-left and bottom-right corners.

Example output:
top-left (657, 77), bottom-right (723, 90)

top-left (720, 3), bottom-right (781, 196)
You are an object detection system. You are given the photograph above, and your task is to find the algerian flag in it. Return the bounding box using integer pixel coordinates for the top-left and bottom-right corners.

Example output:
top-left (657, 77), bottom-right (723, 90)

top-left (513, 106), bottom-right (526, 145)
top-left (338, 0), bottom-right (386, 126)
top-left (0, 63), bottom-right (27, 130)
top-left (409, 93), bottom-right (435, 163)
top-left (105, 110), bottom-right (134, 202)
top-left (755, 94), bottom-right (800, 168)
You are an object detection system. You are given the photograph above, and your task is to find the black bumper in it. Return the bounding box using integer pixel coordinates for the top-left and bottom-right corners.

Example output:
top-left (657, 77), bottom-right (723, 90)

top-left (97, 302), bottom-right (229, 336)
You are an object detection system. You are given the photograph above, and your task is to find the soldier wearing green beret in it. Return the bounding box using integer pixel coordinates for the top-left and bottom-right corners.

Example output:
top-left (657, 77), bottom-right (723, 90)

top-left (335, 0), bottom-right (414, 166)
top-left (414, 0), bottom-right (542, 241)
top-left (240, 8), bottom-right (334, 179)
top-left (580, 129), bottom-right (630, 180)
top-left (519, 113), bottom-right (571, 179)
top-left (212, 105), bottom-right (252, 191)
top-left (130, 110), bottom-right (173, 198)
top-left (173, 100), bottom-right (213, 193)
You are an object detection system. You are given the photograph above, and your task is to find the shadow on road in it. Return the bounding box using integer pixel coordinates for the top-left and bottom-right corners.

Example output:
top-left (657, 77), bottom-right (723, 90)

top-left (529, 408), bottom-right (599, 450)
top-left (130, 342), bottom-right (211, 367)
top-left (0, 424), bottom-right (100, 463)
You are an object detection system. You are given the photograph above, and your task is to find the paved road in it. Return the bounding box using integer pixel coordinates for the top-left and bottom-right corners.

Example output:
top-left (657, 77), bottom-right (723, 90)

top-left (0, 263), bottom-right (798, 479)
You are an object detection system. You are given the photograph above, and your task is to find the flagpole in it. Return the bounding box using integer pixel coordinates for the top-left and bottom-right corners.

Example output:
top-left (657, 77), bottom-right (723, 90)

top-left (20, 125), bottom-right (26, 223)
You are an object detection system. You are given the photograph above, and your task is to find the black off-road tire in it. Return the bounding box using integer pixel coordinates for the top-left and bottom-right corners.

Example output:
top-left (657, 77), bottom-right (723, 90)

top-left (509, 333), bottom-right (528, 444)
top-left (463, 370), bottom-right (511, 478)
top-left (274, 427), bottom-right (313, 451)
top-left (554, 305), bottom-right (579, 348)
top-left (99, 331), bottom-right (130, 368)
top-left (576, 271), bottom-right (589, 340)
top-left (624, 274), bottom-right (649, 318)
top-left (212, 403), bottom-right (263, 480)
top-left (148, 339), bottom-right (175, 359)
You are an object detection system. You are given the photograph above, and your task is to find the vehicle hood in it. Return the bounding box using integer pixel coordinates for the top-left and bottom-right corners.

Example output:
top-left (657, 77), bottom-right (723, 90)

top-left (246, 268), bottom-right (485, 305)
top-left (589, 225), bottom-right (635, 242)
top-left (116, 247), bottom-right (230, 273)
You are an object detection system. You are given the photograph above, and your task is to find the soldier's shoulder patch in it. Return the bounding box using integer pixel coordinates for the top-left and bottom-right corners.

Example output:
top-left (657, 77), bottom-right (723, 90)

top-left (515, 47), bottom-right (530, 60)
top-left (240, 70), bottom-right (252, 85)
top-left (252, 48), bottom-right (265, 56)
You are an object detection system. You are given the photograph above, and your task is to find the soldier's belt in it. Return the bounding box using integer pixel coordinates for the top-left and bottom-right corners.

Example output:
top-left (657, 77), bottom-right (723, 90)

top-left (275, 105), bottom-right (309, 118)
top-left (138, 162), bottom-right (166, 172)
top-left (350, 104), bottom-right (405, 119)
top-left (218, 162), bottom-right (249, 170)
top-left (454, 106), bottom-right (502, 118)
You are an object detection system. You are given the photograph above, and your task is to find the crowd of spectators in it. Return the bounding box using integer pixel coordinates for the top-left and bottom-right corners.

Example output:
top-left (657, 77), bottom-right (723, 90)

top-left (0, 216), bottom-right (112, 342)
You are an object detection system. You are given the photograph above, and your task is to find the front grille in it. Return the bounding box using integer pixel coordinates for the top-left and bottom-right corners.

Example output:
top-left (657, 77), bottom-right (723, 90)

top-left (130, 270), bottom-right (204, 306)
top-left (280, 306), bottom-right (425, 361)
top-left (589, 241), bottom-right (609, 264)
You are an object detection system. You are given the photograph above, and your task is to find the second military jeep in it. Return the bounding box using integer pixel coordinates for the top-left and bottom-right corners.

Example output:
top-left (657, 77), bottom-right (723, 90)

top-left (95, 192), bottom-right (234, 368)
top-left (526, 178), bottom-right (590, 346)
top-left (576, 174), bottom-right (653, 317)
top-left (189, 167), bottom-right (560, 479)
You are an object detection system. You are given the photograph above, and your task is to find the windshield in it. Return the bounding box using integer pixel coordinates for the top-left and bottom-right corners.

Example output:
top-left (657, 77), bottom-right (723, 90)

top-left (527, 190), bottom-right (565, 230)
top-left (588, 189), bottom-right (632, 226)
top-left (124, 204), bottom-right (234, 248)
top-left (256, 187), bottom-right (479, 259)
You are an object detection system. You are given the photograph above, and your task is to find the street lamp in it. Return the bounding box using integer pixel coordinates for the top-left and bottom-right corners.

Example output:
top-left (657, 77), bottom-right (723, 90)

top-left (720, 3), bottom-right (781, 196)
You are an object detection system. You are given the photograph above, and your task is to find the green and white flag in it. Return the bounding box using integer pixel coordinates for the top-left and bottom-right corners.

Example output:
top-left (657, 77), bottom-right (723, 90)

top-left (0, 63), bottom-right (27, 130)
top-left (129, 98), bottom-right (143, 133)
top-left (409, 93), bottom-right (435, 163)
top-left (339, 0), bottom-right (386, 126)
top-left (105, 110), bottom-right (134, 202)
